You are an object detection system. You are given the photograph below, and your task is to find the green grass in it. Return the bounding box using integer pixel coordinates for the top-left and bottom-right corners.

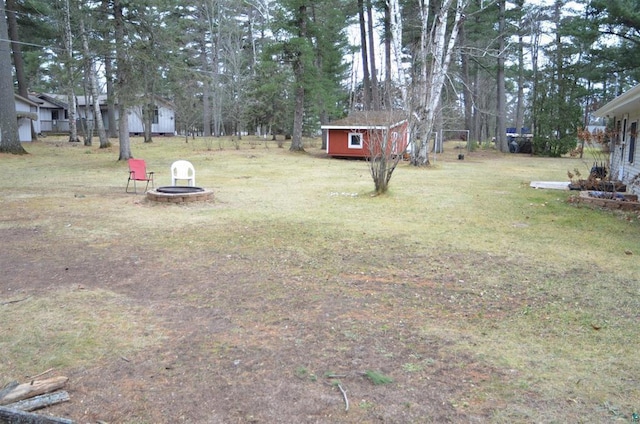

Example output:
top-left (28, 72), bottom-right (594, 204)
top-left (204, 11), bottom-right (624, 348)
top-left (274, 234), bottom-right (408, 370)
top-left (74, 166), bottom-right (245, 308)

top-left (1, 136), bottom-right (639, 422)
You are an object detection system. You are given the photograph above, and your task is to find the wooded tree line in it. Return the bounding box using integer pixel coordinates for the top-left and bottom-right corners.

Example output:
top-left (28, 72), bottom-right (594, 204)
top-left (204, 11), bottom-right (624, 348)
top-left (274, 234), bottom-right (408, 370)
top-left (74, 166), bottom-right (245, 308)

top-left (1, 0), bottom-right (639, 158)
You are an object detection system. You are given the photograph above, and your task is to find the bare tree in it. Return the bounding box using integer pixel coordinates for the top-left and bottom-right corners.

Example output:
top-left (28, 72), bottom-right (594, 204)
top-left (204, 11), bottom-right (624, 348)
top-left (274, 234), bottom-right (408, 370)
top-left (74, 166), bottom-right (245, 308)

top-left (367, 111), bottom-right (408, 194)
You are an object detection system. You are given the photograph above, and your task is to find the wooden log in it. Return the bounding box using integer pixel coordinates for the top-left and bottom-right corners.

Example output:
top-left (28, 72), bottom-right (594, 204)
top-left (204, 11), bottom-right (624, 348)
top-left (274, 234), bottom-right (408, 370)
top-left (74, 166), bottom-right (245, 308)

top-left (0, 406), bottom-right (75, 424)
top-left (0, 383), bottom-right (19, 402)
top-left (0, 377), bottom-right (68, 406)
top-left (4, 391), bottom-right (70, 412)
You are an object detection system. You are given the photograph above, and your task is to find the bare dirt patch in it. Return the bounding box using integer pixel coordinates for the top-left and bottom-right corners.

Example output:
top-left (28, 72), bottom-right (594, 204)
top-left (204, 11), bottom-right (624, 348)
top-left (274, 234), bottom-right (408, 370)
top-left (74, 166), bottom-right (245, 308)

top-left (1, 222), bottom-right (513, 423)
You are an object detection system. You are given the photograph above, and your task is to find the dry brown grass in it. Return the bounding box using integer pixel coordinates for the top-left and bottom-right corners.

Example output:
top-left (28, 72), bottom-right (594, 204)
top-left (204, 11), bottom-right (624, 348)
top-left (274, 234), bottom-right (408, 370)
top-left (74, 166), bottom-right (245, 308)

top-left (1, 136), bottom-right (638, 423)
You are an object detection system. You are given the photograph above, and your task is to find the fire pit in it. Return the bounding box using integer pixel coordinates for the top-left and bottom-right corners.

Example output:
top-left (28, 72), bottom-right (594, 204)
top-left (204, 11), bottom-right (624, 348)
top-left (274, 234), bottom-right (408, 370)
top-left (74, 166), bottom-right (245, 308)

top-left (146, 186), bottom-right (214, 203)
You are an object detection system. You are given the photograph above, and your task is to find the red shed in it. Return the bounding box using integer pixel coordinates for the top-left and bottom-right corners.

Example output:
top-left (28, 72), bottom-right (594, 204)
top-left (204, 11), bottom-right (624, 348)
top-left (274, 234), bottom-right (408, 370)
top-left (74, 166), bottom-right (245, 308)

top-left (322, 111), bottom-right (410, 158)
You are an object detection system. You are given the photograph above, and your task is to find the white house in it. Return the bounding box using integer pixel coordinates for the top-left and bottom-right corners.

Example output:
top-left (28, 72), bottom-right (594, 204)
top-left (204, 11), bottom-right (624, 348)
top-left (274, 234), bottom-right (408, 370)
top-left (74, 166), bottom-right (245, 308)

top-left (14, 94), bottom-right (38, 142)
top-left (33, 93), bottom-right (176, 136)
top-left (594, 85), bottom-right (640, 195)
top-left (30, 94), bottom-right (68, 133)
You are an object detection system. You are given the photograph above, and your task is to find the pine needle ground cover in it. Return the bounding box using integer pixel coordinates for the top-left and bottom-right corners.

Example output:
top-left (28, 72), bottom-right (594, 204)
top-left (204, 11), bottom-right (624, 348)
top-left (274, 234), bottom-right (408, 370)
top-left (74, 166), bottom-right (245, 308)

top-left (1, 137), bottom-right (638, 423)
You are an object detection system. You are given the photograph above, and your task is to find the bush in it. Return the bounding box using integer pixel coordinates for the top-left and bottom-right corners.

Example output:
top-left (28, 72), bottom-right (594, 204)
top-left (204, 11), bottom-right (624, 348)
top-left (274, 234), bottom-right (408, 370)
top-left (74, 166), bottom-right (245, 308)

top-left (532, 136), bottom-right (577, 157)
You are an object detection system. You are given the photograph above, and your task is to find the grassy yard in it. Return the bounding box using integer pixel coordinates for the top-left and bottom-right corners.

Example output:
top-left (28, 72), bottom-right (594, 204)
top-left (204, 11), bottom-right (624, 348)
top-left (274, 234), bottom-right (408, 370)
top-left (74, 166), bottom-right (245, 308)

top-left (1, 136), bottom-right (638, 423)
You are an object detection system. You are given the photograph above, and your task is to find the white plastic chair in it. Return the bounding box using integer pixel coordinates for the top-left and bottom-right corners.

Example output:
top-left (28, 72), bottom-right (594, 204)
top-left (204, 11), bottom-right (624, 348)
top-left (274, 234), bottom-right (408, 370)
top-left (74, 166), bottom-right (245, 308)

top-left (171, 160), bottom-right (196, 186)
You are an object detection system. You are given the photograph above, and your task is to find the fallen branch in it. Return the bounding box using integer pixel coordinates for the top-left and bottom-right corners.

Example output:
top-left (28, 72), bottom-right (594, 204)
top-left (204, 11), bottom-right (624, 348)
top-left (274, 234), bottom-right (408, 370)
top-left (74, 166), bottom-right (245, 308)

top-left (0, 406), bottom-right (75, 424)
top-left (0, 377), bottom-right (68, 405)
top-left (337, 383), bottom-right (349, 412)
top-left (4, 391), bottom-right (71, 412)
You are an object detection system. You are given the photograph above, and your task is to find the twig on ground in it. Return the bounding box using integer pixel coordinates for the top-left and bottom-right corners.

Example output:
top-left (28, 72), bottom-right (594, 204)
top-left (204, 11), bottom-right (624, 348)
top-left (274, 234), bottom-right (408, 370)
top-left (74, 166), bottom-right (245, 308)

top-left (325, 374), bottom-right (347, 379)
top-left (337, 383), bottom-right (349, 412)
top-left (28, 369), bottom-right (54, 380)
top-left (1, 297), bottom-right (30, 306)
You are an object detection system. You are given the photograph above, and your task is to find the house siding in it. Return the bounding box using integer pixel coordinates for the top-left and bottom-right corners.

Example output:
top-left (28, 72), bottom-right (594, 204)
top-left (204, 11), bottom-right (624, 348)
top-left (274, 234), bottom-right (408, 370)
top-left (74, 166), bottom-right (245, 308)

top-left (15, 95), bottom-right (36, 142)
top-left (610, 113), bottom-right (640, 195)
top-left (35, 93), bottom-right (175, 136)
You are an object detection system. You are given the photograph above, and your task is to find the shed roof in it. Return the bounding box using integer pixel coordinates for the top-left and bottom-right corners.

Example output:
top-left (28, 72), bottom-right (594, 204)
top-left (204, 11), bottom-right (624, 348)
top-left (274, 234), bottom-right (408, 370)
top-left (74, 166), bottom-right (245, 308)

top-left (322, 111), bottom-right (408, 130)
top-left (594, 84), bottom-right (640, 118)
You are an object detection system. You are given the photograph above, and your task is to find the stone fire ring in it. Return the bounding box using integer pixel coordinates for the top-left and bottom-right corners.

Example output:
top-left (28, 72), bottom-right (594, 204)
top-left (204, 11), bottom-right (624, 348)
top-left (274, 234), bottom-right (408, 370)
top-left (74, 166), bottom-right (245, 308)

top-left (147, 186), bottom-right (214, 203)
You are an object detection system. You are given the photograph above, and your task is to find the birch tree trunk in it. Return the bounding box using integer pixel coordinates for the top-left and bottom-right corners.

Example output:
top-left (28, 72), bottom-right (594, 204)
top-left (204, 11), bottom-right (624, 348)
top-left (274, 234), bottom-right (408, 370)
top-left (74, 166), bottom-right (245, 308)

top-left (79, 15), bottom-right (109, 148)
top-left (389, 0), bottom-right (406, 106)
top-left (411, 0), bottom-right (467, 165)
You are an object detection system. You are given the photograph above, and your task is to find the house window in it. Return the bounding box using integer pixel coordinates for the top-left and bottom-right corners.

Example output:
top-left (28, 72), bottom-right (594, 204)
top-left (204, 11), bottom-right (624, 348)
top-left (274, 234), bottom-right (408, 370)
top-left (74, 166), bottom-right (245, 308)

top-left (153, 107), bottom-right (159, 124)
top-left (348, 132), bottom-right (363, 149)
top-left (629, 121), bottom-right (636, 163)
top-left (52, 110), bottom-right (59, 120)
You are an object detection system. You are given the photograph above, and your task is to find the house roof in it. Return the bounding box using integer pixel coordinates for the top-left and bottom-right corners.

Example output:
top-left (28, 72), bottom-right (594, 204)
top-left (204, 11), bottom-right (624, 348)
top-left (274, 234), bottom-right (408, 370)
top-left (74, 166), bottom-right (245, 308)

top-left (594, 84), bottom-right (640, 118)
top-left (35, 92), bottom-right (175, 110)
top-left (321, 111), bottom-right (408, 130)
top-left (14, 93), bottom-right (38, 107)
top-left (35, 93), bottom-right (69, 108)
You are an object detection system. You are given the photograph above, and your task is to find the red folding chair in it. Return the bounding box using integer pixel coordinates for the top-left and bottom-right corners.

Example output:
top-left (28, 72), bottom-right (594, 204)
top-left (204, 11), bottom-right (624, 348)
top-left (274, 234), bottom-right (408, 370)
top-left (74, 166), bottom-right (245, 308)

top-left (126, 159), bottom-right (154, 193)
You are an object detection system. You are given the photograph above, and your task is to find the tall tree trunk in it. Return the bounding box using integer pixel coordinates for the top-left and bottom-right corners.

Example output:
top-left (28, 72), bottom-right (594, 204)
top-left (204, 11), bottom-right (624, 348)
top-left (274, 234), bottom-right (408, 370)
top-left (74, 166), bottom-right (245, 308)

top-left (114, 0), bottom-right (132, 160)
top-left (79, 16), bottom-right (109, 148)
top-left (6, 0), bottom-right (36, 141)
top-left (358, 0), bottom-right (371, 110)
top-left (104, 56), bottom-right (117, 139)
top-left (290, 4), bottom-right (307, 152)
top-left (383, 1), bottom-right (391, 109)
top-left (102, 0), bottom-right (117, 140)
top-left (63, 0), bottom-right (79, 143)
top-left (389, 0), bottom-right (405, 106)
top-left (460, 23), bottom-right (475, 142)
top-left (496, 0), bottom-right (507, 152)
top-left (514, 0), bottom-right (525, 136)
top-left (200, 34), bottom-right (212, 137)
top-left (366, 0), bottom-right (380, 110)
top-left (0, 3), bottom-right (25, 154)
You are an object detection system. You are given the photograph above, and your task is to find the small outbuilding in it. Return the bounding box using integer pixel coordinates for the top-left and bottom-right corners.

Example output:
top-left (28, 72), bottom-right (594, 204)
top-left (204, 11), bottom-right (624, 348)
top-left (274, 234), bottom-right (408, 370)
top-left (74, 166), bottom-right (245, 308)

top-left (322, 111), bottom-right (410, 158)
top-left (594, 84), bottom-right (640, 195)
